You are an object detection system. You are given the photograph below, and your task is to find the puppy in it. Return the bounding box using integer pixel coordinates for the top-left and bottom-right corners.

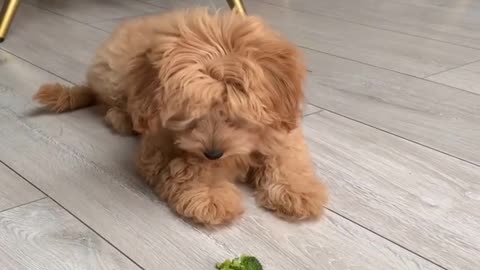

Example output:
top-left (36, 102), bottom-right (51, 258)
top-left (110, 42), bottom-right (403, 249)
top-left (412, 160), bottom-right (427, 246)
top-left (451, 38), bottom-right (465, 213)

top-left (34, 8), bottom-right (328, 225)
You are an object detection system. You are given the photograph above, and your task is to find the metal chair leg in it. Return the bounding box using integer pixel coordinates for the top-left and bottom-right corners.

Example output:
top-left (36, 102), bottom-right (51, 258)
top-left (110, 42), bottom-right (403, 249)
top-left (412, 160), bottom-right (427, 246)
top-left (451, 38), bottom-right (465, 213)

top-left (0, 0), bottom-right (20, 43)
top-left (226, 0), bottom-right (247, 16)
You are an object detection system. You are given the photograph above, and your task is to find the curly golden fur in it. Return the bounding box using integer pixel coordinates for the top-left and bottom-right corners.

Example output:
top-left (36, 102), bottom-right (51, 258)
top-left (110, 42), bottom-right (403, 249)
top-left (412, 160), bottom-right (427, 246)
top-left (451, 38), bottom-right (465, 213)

top-left (33, 8), bottom-right (328, 225)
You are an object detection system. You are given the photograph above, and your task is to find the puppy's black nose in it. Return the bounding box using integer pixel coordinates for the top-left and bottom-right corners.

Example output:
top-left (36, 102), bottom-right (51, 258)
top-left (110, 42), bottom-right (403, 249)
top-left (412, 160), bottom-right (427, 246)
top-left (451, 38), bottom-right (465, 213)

top-left (203, 150), bottom-right (223, 160)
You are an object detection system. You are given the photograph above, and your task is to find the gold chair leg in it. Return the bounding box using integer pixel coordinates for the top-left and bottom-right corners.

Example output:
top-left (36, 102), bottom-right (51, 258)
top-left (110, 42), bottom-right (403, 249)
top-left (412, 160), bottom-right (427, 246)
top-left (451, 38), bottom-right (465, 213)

top-left (0, 0), bottom-right (20, 43)
top-left (226, 0), bottom-right (247, 16)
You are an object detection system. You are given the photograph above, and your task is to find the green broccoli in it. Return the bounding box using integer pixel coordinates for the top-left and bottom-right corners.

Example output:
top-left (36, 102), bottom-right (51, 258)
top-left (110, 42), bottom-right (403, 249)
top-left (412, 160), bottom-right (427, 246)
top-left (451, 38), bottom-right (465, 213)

top-left (216, 255), bottom-right (263, 270)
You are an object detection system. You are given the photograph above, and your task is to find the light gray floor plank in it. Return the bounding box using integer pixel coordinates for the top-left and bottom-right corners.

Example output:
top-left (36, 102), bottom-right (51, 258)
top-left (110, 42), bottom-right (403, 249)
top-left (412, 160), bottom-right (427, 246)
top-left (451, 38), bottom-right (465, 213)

top-left (90, 11), bottom-right (163, 33)
top-left (23, 0), bottom-right (163, 23)
top-left (303, 111), bottom-right (480, 270)
top-left (0, 4), bottom-right (108, 83)
top-left (0, 198), bottom-right (140, 270)
top-left (143, 0), bottom-right (480, 77)
top-left (257, 0), bottom-right (480, 49)
top-left (427, 61), bottom-right (480, 95)
top-left (0, 46), bottom-right (443, 270)
top-left (303, 48), bottom-right (480, 166)
top-left (0, 163), bottom-right (44, 212)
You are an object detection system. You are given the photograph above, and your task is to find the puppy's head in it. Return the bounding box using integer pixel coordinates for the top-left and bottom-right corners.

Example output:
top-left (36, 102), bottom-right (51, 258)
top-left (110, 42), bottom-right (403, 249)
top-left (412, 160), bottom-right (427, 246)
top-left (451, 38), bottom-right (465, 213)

top-left (164, 109), bottom-right (260, 160)
top-left (148, 9), bottom-right (306, 160)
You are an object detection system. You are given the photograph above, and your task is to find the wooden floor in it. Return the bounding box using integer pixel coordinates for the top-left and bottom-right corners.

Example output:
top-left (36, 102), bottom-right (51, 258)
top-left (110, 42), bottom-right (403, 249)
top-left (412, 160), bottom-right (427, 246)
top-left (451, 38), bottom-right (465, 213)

top-left (1, 0), bottom-right (479, 269)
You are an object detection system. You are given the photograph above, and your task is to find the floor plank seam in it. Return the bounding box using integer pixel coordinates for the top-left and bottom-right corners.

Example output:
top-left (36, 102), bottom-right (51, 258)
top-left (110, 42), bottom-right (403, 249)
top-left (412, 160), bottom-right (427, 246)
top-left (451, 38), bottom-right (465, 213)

top-left (133, 0), bottom-right (179, 9)
top-left (424, 60), bottom-right (480, 79)
top-left (0, 47), bottom-right (76, 86)
top-left (85, 9), bottom-right (166, 28)
top-left (299, 45), bottom-right (480, 97)
top-left (324, 207), bottom-right (449, 270)
top-left (303, 103), bottom-right (323, 116)
top-left (256, 0), bottom-right (480, 51)
top-left (305, 108), bottom-right (480, 168)
top-left (0, 108), bottom-right (143, 202)
top-left (89, 4), bottom-right (164, 24)
top-left (0, 196), bottom-right (47, 214)
top-left (0, 158), bottom-right (147, 270)
top-left (304, 110), bottom-right (323, 117)
top-left (19, 2), bottom-right (99, 30)
top-left (22, 1), bottom-right (161, 29)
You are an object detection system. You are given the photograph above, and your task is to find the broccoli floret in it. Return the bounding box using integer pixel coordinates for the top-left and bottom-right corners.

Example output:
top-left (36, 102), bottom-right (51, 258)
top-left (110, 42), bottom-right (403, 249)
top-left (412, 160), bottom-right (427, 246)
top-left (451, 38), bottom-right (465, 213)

top-left (240, 256), bottom-right (262, 270)
top-left (216, 255), bottom-right (263, 270)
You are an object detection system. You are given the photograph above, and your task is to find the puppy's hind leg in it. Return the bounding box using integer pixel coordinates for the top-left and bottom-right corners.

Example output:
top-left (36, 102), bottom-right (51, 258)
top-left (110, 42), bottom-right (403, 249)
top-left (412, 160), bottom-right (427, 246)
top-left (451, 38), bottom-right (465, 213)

top-left (104, 107), bottom-right (135, 135)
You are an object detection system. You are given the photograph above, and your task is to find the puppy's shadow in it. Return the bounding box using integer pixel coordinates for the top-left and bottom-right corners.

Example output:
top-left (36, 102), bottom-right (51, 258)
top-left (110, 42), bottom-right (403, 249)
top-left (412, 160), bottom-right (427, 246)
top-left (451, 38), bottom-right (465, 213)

top-left (24, 107), bottom-right (59, 117)
top-left (25, 105), bottom-right (106, 118)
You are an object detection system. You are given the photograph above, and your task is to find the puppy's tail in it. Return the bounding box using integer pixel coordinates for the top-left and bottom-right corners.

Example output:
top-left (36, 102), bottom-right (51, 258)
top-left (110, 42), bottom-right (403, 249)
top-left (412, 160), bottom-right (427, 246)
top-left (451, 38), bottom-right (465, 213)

top-left (33, 83), bottom-right (96, 113)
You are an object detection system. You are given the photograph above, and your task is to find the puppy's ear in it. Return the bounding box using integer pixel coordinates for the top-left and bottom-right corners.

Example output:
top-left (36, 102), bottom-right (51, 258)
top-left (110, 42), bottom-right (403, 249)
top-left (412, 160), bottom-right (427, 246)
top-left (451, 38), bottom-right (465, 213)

top-left (227, 39), bottom-right (305, 132)
top-left (216, 48), bottom-right (305, 132)
top-left (261, 43), bottom-right (306, 131)
top-left (122, 51), bottom-right (164, 134)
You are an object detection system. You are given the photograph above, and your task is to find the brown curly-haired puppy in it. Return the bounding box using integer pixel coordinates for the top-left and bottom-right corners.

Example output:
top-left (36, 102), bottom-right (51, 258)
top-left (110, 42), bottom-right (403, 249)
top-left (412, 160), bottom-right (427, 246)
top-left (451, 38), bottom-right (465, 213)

top-left (33, 8), bottom-right (328, 225)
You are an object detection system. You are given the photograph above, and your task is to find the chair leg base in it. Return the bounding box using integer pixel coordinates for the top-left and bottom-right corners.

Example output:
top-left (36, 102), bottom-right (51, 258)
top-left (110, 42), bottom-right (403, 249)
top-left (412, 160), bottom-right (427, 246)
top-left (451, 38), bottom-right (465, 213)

top-left (226, 0), bottom-right (247, 15)
top-left (0, 0), bottom-right (21, 42)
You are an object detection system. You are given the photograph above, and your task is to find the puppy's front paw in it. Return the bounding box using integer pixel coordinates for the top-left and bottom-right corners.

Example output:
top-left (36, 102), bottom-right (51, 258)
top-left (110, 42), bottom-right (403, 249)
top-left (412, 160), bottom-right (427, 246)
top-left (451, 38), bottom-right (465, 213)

top-left (256, 181), bottom-right (327, 221)
top-left (172, 183), bottom-right (244, 226)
